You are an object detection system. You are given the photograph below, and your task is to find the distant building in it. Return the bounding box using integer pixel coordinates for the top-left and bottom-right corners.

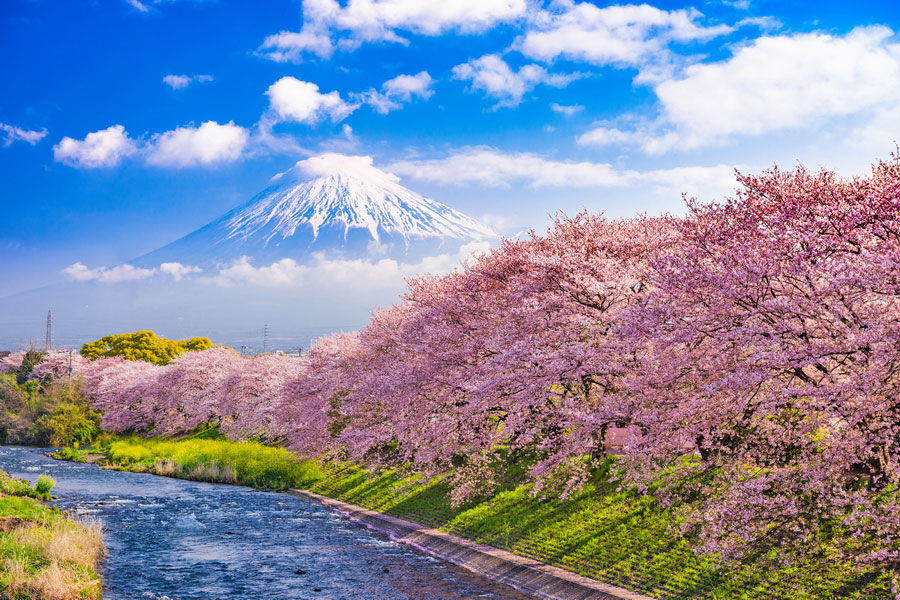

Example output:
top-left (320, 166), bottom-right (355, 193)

top-left (0, 351), bottom-right (10, 359)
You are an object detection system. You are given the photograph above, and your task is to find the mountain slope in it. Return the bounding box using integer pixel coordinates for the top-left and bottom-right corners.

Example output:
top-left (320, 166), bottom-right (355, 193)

top-left (134, 154), bottom-right (496, 267)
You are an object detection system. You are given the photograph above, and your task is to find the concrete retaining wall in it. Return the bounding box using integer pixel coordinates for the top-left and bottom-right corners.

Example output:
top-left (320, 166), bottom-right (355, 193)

top-left (289, 489), bottom-right (656, 600)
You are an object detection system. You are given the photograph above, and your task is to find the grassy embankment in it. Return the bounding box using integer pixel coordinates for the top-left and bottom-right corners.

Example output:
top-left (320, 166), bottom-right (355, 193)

top-left (0, 469), bottom-right (104, 600)
top-left (57, 429), bottom-right (321, 491)
top-left (60, 434), bottom-right (892, 600)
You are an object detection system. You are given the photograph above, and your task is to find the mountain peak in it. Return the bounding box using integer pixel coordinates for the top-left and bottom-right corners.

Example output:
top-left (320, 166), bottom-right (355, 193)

top-left (133, 153), bottom-right (497, 267)
top-left (223, 154), bottom-right (497, 245)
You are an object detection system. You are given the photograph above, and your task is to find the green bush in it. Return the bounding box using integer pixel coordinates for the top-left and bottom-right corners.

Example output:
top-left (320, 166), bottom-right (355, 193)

top-left (15, 349), bottom-right (45, 385)
top-left (31, 399), bottom-right (101, 446)
top-left (1, 377), bottom-right (102, 446)
top-left (34, 474), bottom-right (55, 499)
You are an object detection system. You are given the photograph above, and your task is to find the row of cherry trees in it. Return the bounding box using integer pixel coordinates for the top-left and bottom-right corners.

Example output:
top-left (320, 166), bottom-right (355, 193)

top-left (11, 158), bottom-right (899, 575)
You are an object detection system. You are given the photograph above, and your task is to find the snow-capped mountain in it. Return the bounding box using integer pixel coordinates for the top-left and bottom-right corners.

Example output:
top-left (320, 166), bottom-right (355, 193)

top-left (134, 154), bottom-right (497, 267)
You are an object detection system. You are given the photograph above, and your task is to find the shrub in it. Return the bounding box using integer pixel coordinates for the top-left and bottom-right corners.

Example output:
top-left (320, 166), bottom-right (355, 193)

top-left (34, 474), bottom-right (55, 499)
top-left (31, 400), bottom-right (102, 446)
top-left (15, 349), bottom-right (45, 385)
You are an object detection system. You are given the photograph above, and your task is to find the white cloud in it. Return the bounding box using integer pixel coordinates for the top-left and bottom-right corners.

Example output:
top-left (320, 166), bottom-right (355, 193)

top-left (593, 26), bottom-right (900, 154)
top-left (387, 146), bottom-right (738, 195)
top-left (359, 93), bottom-right (399, 115)
top-left (360, 71), bottom-right (435, 114)
top-left (159, 262), bottom-right (202, 281)
top-left (258, 28), bottom-right (336, 62)
top-left (125, 0), bottom-right (194, 13)
top-left (265, 76), bottom-right (356, 124)
top-left (292, 153), bottom-right (393, 180)
top-left (382, 71), bottom-right (435, 100)
top-left (653, 26), bottom-right (900, 151)
top-left (643, 164), bottom-right (739, 200)
top-left (213, 257), bottom-right (312, 287)
top-left (62, 262), bottom-right (156, 283)
top-left (146, 121), bottom-right (248, 167)
top-left (163, 74), bottom-right (213, 89)
top-left (62, 261), bottom-right (202, 283)
top-left (125, 0), bottom-right (150, 12)
top-left (735, 16), bottom-right (781, 30)
top-left (210, 242), bottom-right (491, 289)
top-left (0, 123), bottom-right (47, 146)
top-left (846, 104), bottom-right (900, 160)
top-left (53, 125), bottom-right (138, 168)
top-left (388, 146), bottom-right (635, 188)
top-left (258, 0), bottom-right (528, 62)
top-left (329, 0), bottom-right (527, 38)
top-left (479, 212), bottom-right (516, 233)
top-left (517, 2), bottom-right (731, 66)
top-left (550, 103), bottom-right (584, 116)
top-left (53, 121), bottom-right (250, 170)
top-left (576, 125), bottom-right (637, 146)
top-left (452, 54), bottom-right (582, 107)
top-left (163, 74), bottom-right (192, 89)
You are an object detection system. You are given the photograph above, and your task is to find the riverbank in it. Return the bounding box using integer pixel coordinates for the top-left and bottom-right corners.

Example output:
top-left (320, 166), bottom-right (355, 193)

top-left (293, 489), bottom-right (654, 600)
top-left (4, 445), bottom-right (534, 599)
top-left (57, 432), bottom-right (321, 490)
top-left (0, 468), bottom-right (104, 599)
top-left (56, 436), bottom-right (892, 599)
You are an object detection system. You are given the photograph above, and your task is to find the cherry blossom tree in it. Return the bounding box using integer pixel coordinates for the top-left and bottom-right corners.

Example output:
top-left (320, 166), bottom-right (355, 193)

top-left (218, 353), bottom-right (306, 441)
top-left (82, 357), bottom-right (163, 433)
top-left (0, 351), bottom-right (24, 374)
top-left (28, 350), bottom-right (88, 382)
top-left (150, 347), bottom-right (242, 434)
top-left (73, 155), bottom-right (900, 579)
top-left (620, 158), bottom-right (900, 572)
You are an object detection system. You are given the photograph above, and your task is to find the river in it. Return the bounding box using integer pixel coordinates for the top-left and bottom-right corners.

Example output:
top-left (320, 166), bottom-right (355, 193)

top-left (0, 446), bottom-right (533, 600)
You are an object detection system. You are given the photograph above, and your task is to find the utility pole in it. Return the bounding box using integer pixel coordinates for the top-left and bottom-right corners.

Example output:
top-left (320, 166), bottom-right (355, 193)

top-left (262, 324), bottom-right (269, 355)
top-left (67, 349), bottom-right (73, 378)
top-left (45, 310), bottom-right (52, 351)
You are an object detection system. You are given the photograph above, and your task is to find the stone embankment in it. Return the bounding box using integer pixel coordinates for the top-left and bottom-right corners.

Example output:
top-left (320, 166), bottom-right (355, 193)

top-left (291, 489), bottom-right (655, 600)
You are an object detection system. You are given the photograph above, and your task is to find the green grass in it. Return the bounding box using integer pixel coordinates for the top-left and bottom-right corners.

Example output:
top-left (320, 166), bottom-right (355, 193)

top-left (307, 462), bottom-right (892, 600)
top-left (0, 496), bottom-right (57, 521)
top-left (99, 435), bottom-right (323, 490)
top-left (50, 446), bottom-right (90, 463)
top-left (0, 469), bottom-right (104, 599)
top-left (0, 470), bottom-right (53, 502)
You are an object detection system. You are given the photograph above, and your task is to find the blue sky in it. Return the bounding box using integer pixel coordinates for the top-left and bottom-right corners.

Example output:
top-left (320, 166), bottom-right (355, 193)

top-left (2, 0), bottom-right (900, 297)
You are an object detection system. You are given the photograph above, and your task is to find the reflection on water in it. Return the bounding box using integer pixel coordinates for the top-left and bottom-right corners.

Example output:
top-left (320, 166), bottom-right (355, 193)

top-left (0, 446), bottom-right (531, 600)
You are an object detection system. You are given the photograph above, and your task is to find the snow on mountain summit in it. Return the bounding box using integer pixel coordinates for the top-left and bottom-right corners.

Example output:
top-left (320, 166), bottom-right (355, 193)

top-left (133, 153), bottom-right (497, 267)
top-left (227, 153), bottom-right (497, 244)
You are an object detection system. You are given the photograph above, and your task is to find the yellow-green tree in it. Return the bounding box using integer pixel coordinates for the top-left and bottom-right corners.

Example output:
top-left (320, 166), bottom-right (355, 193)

top-left (80, 331), bottom-right (214, 365)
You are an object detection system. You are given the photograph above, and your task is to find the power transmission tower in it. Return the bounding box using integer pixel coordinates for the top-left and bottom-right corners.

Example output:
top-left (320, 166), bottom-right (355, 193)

top-left (263, 324), bottom-right (269, 355)
top-left (45, 310), bottom-right (53, 351)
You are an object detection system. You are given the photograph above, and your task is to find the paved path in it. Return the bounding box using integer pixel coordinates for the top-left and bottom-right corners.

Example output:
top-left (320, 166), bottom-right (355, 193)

top-left (290, 489), bottom-right (657, 600)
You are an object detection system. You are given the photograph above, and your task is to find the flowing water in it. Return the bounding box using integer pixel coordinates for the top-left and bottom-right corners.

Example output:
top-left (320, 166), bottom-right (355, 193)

top-left (0, 446), bottom-right (532, 600)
